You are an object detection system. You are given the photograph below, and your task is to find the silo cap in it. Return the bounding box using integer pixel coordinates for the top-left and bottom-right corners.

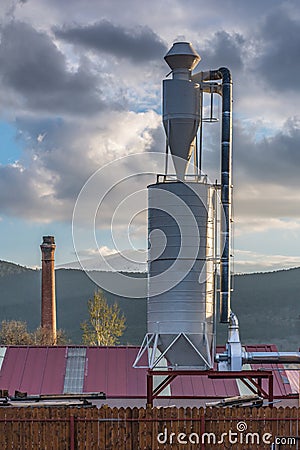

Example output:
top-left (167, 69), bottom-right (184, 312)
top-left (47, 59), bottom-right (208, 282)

top-left (164, 42), bottom-right (201, 71)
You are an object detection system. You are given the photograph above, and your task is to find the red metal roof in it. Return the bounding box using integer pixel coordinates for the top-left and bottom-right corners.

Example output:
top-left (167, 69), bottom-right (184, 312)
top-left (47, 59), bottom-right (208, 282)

top-left (170, 346), bottom-right (240, 398)
top-left (83, 347), bottom-right (147, 397)
top-left (0, 345), bottom-right (293, 400)
top-left (285, 368), bottom-right (300, 394)
top-left (0, 346), bottom-right (66, 395)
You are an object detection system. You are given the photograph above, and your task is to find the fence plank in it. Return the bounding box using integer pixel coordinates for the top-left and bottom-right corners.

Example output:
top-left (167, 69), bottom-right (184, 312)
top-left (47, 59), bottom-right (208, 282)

top-left (51, 406), bottom-right (59, 450)
top-left (5, 407), bottom-right (12, 450)
top-left (178, 406), bottom-right (186, 450)
top-left (93, 406), bottom-right (100, 449)
top-left (62, 407), bottom-right (68, 449)
top-left (112, 406), bottom-right (120, 447)
top-left (155, 406), bottom-right (164, 450)
top-left (224, 407), bottom-right (232, 449)
top-left (22, 407), bottom-right (33, 450)
top-left (98, 405), bottom-right (106, 450)
top-left (151, 407), bottom-right (158, 450)
top-left (104, 406), bottom-right (112, 450)
top-left (124, 406), bottom-right (132, 450)
top-left (146, 406), bottom-right (153, 450)
top-left (32, 406), bottom-right (41, 450)
top-left (118, 407), bottom-right (125, 450)
top-left (138, 407), bottom-right (146, 450)
top-left (11, 406), bottom-right (19, 449)
top-left (0, 404), bottom-right (299, 449)
top-left (85, 407), bottom-right (93, 450)
top-left (278, 406), bottom-right (285, 444)
top-left (290, 407), bottom-right (298, 447)
top-left (185, 406), bottom-right (192, 450)
top-left (131, 407), bottom-right (139, 450)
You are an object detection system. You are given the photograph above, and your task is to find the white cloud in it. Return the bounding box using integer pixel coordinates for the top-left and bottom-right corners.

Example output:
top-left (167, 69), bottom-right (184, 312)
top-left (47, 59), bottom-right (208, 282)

top-left (235, 218), bottom-right (300, 235)
top-left (76, 246), bottom-right (118, 258)
top-left (234, 249), bottom-right (300, 273)
top-left (0, 110), bottom-right (160, 223)
top-left (37, 132), bottom-right (47, 143)
top-left (0, 0), bottom-right (299, 271)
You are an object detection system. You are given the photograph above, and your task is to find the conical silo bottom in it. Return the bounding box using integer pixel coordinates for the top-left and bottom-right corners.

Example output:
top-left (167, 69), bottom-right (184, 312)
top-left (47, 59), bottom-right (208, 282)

top-left (156, 333), bottom-right (213, 370)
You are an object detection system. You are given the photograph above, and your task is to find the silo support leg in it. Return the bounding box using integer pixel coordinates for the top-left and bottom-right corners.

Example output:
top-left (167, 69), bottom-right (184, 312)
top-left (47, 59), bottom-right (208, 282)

top-left (147, 373), bottom-right (153, 407)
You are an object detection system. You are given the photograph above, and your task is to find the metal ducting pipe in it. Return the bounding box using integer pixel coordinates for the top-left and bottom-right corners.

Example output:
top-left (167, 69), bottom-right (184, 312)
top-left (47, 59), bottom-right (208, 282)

top-left (218, 67), bottom-right (233, 324)
top-left (200, 68), bottom-right (233, 323)
top-left (243, 352), bottom-right (300, 364)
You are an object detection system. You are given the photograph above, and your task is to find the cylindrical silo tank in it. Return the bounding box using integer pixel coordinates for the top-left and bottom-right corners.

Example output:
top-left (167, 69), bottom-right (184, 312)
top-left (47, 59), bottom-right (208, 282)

top-left (148, 181), bottom-right (215, 369)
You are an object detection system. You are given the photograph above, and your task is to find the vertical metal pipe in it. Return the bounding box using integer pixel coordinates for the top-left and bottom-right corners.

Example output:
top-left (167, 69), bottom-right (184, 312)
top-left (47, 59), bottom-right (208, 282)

top-left (164, 120), bottom-right (170, 178)
top-left (199, 90), bottom-right (203, 172)
top-left (200, 68), bottom-right (233, 323)
top-left (218, 67), bottom-right (232, 323)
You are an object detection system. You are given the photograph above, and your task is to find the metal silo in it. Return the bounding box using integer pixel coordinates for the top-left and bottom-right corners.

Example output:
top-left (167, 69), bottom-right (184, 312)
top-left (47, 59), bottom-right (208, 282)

top-left (134, 42), bottom-right (232, 371)
top-left (134, 41), bottom-right (300, 384)
top-left (148, 181), bottom-right (215, 369)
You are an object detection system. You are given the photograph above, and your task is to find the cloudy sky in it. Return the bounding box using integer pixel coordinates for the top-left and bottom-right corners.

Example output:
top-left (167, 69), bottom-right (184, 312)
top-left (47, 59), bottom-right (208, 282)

top-left (0, 0), bottom-right (300, 273)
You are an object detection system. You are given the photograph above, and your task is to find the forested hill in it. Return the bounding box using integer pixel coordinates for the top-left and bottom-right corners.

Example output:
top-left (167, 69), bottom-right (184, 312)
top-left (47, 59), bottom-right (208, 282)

top-left (0, 260), bottom-right (34, 277)
top-left (0, 261), bottom-right (299, 350)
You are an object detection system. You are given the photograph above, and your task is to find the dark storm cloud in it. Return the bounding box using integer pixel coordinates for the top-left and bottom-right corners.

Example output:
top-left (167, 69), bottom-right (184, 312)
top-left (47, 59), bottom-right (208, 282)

top-left (205, 116), bottom-right (300, 185)
top-left (0, 116), bottom-right (95, 221)
top-left (0, 163), bottom-right (69, 221)
top-left (0, 21), bottom-right (108, 115)
top-left (17, 115), bottom-right (97, 196)
top-left (54, 20), bottom-right (167, 62)
top-left (254, 9), bottom-right (300, 92)
top-left (234, 117), bottom-right (300, 186)
top-left (146, 125), bottom-right (165, 153)
top-left (200, 31), bottom-right (246, 72)
top-left (199, 116), bottom-right (300, 222)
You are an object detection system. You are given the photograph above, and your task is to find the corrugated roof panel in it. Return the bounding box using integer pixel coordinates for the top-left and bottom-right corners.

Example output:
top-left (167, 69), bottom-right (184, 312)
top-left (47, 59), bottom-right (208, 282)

top-left (63, 347), bottom-right (86, 394)
top-left (169, 346), bottom-right (240, 398)
top-left (18, 347), bottom-right (48, 394)
top-left (40, 347), bottom-right (67, 394)
top-left (171, 374), bottom-right (239, 398)
top-left (120, 347), bottom-right (148, 397)
top-left (83, 347), bottom-right (148, 397)
top-left (107, 348), bottom-right (122, 395)
top-left (0, 345), bottom-right (295, 401)
top-left (285, 368), bottom-right (300, 394)
top-left (0, 347), bottom-right (7, 371)
top-left (0, 347), bottom-right (30, 394)
top-left (83, 347), bottom-right (108, 394)
top-left (0, 347), bottom-right (66, 396)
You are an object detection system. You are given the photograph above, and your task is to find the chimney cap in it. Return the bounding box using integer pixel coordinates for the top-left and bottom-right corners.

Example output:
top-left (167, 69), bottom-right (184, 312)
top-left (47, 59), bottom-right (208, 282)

top-left (42, 236), bottom-right (55, 245)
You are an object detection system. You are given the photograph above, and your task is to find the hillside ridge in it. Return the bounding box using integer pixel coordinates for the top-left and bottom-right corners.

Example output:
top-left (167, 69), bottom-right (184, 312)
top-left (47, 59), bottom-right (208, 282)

top-left (0, 261), bottom-right (299, 350)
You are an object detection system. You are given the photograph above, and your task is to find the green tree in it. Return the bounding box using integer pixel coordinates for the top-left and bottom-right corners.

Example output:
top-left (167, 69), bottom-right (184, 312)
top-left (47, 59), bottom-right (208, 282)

top-left (81, 290), bottom-right (126, 346)
top-left (0, 320), bottom-right (32, 345)
top-left (0, 320), bottom-right (69, 345)
top-left (32, 327), bottom-right (69, 345)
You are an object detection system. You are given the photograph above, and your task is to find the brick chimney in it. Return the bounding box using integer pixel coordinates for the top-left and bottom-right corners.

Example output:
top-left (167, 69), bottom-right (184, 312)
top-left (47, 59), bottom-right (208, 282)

top-left (40, 236), bottom-right (57, 344)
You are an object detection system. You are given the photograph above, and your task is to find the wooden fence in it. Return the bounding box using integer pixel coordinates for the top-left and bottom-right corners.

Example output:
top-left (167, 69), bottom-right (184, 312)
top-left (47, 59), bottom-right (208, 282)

top-left (0, 405), bottom-right (299, 449)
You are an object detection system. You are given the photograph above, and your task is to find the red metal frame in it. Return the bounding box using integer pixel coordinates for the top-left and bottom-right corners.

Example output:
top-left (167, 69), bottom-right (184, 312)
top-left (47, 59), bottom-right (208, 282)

top-left (147, 370), bottom-right (274, 407)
